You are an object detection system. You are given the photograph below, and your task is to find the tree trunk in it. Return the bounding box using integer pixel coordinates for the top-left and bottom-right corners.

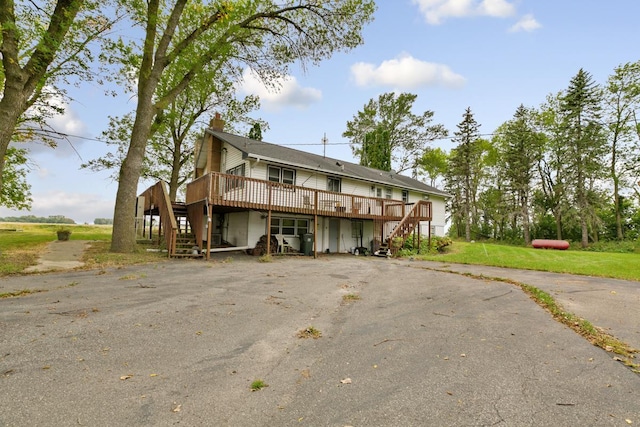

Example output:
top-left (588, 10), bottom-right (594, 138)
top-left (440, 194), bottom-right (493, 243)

top-left (614, 179), bottom-right (623, 240)
top-left (110, 88), bottom-right (157, 252)
top-left (580, 216), bottom-right (589, 248)
top-left (0, 94), bottom-right (26, 191)
top-left (521, 192), bottom-right (531, 245)
top-left (554, 212), bottom-right (563, 240)
top-left (168, 140), bottom-right (182, 202)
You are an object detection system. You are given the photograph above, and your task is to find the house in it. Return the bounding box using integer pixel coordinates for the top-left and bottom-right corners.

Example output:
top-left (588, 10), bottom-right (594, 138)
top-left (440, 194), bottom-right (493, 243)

top-left (137, 114), bottom-right (449, 258)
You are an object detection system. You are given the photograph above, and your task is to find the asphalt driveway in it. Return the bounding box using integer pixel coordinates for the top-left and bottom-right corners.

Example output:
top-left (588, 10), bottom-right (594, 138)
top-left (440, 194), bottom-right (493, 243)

top-left (1, 254), bottom-right (639, 426)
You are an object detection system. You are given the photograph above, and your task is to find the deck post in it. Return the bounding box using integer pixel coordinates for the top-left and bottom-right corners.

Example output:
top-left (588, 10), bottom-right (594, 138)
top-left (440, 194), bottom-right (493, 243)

top-left (266, 184), bottom-right (273, 255)
top-left (314, 191), bottom-right (319, 259)
top-left (206, 201), bottom-right (212, 260)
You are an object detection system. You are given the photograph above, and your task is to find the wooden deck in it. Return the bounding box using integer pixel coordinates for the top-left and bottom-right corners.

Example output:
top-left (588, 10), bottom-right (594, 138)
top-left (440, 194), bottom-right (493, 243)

top-left (186, 172), bottom-right (432, 221)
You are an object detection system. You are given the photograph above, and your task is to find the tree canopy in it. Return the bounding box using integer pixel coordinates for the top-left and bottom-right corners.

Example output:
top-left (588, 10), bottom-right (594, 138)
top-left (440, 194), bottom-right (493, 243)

top-left (0, 0), bottom-right (122, 202)
top-left (343, 92), bottom-right (448, 174)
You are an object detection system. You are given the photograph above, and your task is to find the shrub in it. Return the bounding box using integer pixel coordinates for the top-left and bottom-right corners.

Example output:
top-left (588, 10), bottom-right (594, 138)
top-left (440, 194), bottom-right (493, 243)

top-left (399, 235), bottom-right (453, 254)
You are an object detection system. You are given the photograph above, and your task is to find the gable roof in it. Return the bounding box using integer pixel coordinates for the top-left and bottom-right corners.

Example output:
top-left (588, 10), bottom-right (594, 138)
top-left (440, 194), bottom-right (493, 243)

top-left (206, 129), bottom-right (450, 198)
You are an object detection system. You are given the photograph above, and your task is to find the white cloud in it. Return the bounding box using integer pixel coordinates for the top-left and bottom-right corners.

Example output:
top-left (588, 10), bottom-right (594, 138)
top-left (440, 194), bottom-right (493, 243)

top-left (412, 0), bottom-right (516, 24)
top-left (509, 14), bottom-right (542, 32)
top-left (239, 69), bottom-right (322, 112)
top-left (350, 54), bottom-right (466, 89)
top-left (0, 190), bottom-right (114, 224)
top-left (20, 92), bottom-right (90, 158)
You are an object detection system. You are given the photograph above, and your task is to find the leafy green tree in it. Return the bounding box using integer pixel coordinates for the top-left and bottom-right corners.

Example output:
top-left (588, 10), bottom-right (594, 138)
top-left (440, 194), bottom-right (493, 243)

top-left (0, 0), bottom-right (120, 192)
top-left (560, 68), bottom-right (606, 248)
top-left (343, 92), bottom-right (447, 174)
top-left (493, 105), bottom-right (544, 244)
top-left (416, 147), bottom-right (448, 187)
top-left (536, 92), bottom-right (571, 240)
top-left (603, 61), bottom-right (640, 239)
top-left (445, 107), bottom-right (483, 241)
top-left (361, 126), bottom-right (391, 171)
top-left (109, 0), bottom-right (376, 253)
top-left (248, 123), bottom-right (263, 141)
top-left (0, 147), bottom-right (32, 209)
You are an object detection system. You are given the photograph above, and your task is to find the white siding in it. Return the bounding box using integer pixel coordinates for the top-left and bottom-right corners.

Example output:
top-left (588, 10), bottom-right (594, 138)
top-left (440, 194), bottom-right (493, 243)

top-left (222, 144), bottom-right (245, 173)
top-left (247, 211), bottom-right (266, 248)
top-left (226, 211), bottom-right (249, 246)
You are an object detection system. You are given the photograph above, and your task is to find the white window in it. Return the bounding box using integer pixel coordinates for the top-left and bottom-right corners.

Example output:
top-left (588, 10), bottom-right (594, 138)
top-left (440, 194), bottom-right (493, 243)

top-left (268, 165), bottom-right (296, 185)
top-left (328, 176), bottom-right (341, 193)
top-left (270, 218), bottom-right (310, 236)
top-left (402, 190), bottom-right (409, 203)
top-left (225, 164), bottom-right (245, 190)
top-left (385, 187), bottom-right (392, 199)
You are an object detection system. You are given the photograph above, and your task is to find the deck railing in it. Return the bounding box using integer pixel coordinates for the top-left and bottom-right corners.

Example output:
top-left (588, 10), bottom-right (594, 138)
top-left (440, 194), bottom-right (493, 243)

top-left (186, 172), bottom-right (432, 221)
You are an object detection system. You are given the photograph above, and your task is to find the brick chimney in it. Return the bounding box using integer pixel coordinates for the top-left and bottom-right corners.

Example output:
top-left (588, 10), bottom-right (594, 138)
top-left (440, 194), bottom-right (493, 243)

top-left (210, 113), bottom-right (225, 131)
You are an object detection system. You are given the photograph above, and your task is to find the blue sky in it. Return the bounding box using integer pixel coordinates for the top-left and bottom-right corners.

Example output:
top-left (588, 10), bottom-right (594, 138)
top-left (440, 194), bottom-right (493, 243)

top-left (3, 0), bottom-right (640, 224)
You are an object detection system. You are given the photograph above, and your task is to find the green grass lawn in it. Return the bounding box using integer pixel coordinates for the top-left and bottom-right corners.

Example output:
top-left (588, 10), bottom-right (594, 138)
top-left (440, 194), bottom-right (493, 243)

top-left (417, 241), bottom-right (640, 282)
top-left (0, 222), bottom-right (164, 275)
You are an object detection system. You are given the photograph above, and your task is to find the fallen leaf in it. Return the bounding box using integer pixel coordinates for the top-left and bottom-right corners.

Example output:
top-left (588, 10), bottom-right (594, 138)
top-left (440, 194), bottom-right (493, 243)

top-left (460, 354), bottom-right (466, 357)
top-left (625, 420), bottom-right (632, 425)
top-left (120, 375), bottom-right (132, 380)
top-left (195, 331), bottom-right (202, 335)
top-left (172, 404), bottom-right (181, 413)
top-left (340, 378), bottom-right (352, 384)
top-left (149, 373), bottom-right (158, 377)
top-left (446, 391), bottom-right (453, 395)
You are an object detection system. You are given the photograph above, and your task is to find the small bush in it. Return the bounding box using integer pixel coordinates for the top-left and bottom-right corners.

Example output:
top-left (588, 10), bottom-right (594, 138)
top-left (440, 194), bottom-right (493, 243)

top-left (399, 235), bottom-right (453, 255)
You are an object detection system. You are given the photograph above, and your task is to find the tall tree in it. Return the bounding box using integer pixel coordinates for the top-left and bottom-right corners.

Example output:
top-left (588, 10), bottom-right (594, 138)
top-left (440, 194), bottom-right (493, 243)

top-left (603, 61), bottom-right (640, 240)
top-left (560, 68), bottom-right (606, 248)
top-left (445, 107), bottom-right (482, 241)
top-left (109, 0), bottom-right (376, 253)
top-left (343, 92), bottom-right (447, 174)
top-left (248, 123), bottom-right (263, 141)
top-left (493, 105), bottom-right (544, 244)
top-left (417, 147), bottom-right (448, 187)
top-left (536, 93), bottom-right (571, 240)
top-left (360, 126), bottom-right (391, 171)
top-left (0, 0), bottom-right (119, 195)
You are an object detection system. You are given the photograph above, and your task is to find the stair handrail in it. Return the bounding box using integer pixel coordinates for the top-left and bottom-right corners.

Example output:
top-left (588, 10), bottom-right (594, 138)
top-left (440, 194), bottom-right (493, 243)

top-left (387, 200), bottom-right (432, 250)
top-left (152, 181), bottom-right (178, 256)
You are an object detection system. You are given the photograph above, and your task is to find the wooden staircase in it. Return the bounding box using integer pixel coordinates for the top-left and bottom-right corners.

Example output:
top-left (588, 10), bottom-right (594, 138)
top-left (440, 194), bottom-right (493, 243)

top-left (386, 201), bottom-right (432, 254)
top-left (138, 182), bottom-right (201, 258)
top-left (172, 232), bottom-right (202, 257)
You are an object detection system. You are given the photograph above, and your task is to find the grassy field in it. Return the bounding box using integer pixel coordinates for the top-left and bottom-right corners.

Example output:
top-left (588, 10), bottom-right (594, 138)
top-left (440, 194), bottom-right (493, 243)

top-left (0, 222), bottom-right (165, 275)
top-left (418, 241), bottom-right (640, 282)
top-left (2, 223), bottom-right (640, 282)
